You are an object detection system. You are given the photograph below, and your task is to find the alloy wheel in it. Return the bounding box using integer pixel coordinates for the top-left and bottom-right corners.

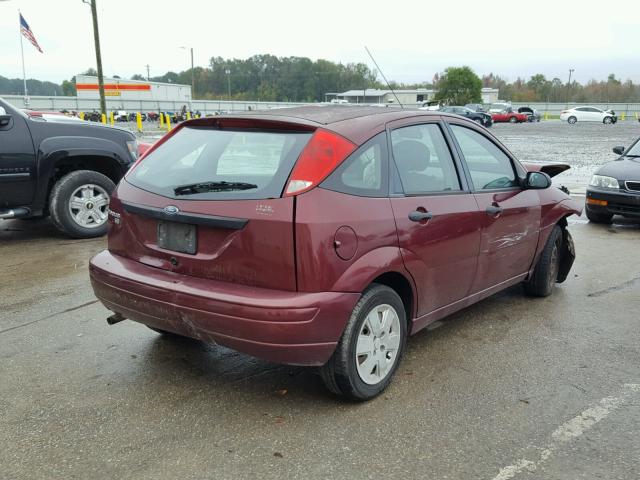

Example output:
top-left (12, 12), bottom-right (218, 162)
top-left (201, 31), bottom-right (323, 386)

top-left (355, 304), bottom-right (402, 385)
top-left (67, 183), bottom-right (110, 228)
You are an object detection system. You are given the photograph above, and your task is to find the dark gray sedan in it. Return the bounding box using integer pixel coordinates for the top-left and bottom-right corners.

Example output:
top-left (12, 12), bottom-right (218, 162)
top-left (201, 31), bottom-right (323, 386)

top-left (586, 140), bottom-right (640, 223)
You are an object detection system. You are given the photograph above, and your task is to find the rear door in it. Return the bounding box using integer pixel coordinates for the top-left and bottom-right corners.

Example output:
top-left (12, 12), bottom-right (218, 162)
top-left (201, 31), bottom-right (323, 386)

top-left (0, 102), bottom-right (36, 208)
top-left (110, 124), bottom-right (313, 291)
top-left (388, 119), bottom-right (482, 317)
top-left (447, 122), bottom-right (541, 293)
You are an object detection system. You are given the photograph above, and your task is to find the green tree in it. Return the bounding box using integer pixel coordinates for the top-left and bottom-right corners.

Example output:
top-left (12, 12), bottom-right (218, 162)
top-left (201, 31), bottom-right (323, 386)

top-left (434, 66), bottom-right (482, 105)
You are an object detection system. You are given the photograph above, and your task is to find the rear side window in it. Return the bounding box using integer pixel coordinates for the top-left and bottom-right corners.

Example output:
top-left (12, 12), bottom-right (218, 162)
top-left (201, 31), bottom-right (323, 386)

top-left (321, 133), bottom-right (387, 197)
top-left (450, 125), bottom-right (517, 190)
top-left (391, 124), bottom-right (461, 194)
top-left (127, 126), bottom-right (312, 200)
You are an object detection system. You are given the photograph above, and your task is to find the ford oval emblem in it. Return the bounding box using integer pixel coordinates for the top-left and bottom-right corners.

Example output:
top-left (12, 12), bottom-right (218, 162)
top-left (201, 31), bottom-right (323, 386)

top-left (163, 205), bottom-right (179, 215)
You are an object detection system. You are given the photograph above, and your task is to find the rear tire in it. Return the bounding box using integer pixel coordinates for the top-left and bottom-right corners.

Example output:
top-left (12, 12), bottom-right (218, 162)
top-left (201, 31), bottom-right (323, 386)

top-left (49, 170), bottom-right (115, 238)
top-left (586, 208), bottom-right (613, 224)
top-left (509, 116), bottom-right (517, 123)
top-left (474, 117), bottom-right (484, 125)
top-left (568, 116), bottom-right (577, 124)
top-left (320, 284), bottom-right (407, 401)
top-left (524, 225), bottom-right (563, 297)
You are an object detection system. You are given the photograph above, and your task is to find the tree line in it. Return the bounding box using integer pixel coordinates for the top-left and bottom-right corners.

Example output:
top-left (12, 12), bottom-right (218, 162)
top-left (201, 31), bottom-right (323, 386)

top-left (2, 55), bottom-right (640, 104)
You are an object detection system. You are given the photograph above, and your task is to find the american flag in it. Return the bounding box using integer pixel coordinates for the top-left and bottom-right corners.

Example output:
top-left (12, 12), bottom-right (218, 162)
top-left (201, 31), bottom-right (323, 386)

top-left (20, 13), bottom-right (43, 53)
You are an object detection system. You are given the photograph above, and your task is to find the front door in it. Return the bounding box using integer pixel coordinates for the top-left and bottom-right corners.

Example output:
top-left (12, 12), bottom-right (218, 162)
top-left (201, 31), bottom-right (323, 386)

top-left (0, 102), bottom-right (36, 208)
top-left (388, 120), bottom-right (482, 317)
top-left (447, 123), bottom-right (541, 293)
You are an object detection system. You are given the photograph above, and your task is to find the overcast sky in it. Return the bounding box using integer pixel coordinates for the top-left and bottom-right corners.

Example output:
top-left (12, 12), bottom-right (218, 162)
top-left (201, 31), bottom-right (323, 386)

top-left (1, 0), bottom-right (638, 85)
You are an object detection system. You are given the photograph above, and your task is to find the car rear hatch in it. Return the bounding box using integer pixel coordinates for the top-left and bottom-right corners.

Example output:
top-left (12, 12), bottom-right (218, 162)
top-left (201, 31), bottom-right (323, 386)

top-left (107, 118), bottom-right (316, 291)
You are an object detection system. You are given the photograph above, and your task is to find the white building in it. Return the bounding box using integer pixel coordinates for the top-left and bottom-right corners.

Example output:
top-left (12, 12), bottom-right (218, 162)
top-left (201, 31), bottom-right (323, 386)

top-left (328, 87), bottom-right (499, 105)
top-left (75, 75), bottom-right (192, 104)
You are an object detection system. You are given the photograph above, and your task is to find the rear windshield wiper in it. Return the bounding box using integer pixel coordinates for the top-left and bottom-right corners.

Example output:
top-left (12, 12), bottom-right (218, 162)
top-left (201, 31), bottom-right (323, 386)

top-left (174, 181), bottom-right (258, 195)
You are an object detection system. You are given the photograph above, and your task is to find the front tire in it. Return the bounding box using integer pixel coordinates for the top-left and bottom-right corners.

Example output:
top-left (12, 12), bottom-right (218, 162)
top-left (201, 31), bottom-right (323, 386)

top-left (509, 116), bottom-right (517, 123)
top-left (603, 116), bottom-right (613, 124)
top-left (49, 170), bottom-right (115, 238)
top-left (524, 225), bottom-right (562, 297)
top-left (320, 284), bottom-right (407, 401)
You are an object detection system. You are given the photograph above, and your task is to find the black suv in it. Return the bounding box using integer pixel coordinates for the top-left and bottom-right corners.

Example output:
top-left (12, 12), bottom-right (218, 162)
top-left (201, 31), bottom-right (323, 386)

top-left (0, 98), bottom-right (137, 238)
top-left (439, 106), bottom-right (493, 127)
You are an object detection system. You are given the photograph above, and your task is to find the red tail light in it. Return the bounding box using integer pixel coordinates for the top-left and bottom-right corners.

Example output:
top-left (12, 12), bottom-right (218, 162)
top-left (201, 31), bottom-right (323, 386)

top-left (560, 110), bottom-right (568, 114)
top-left (285, 129), bottom-right (356, 196)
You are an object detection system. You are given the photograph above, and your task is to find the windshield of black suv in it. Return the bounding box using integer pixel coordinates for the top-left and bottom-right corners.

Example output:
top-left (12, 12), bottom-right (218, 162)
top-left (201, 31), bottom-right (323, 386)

top-left (127, 126), bottom-right (312, 200)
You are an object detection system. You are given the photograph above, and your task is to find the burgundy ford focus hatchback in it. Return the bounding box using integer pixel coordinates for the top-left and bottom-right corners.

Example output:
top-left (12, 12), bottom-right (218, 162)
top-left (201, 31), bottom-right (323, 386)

top-left (90, 106), bottom-right (581, 400)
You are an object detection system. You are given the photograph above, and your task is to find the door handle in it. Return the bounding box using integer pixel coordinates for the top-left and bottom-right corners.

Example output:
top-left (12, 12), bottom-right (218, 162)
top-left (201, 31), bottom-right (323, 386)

top-left (408, 210), bottom-right (433, 222)
top-left (485, 205), bottom-right (503, 216)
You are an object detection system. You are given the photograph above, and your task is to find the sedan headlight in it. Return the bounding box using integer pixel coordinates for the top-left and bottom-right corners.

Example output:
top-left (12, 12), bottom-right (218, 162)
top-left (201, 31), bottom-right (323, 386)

top-left (126, 139), bottom-right (139, 161)
top-left (589, 174), bottom-right (619, 189)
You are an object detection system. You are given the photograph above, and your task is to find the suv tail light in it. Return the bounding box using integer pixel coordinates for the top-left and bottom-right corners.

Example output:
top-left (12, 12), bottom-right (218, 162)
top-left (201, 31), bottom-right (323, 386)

top-left (285, 129), bottom-right (356, 196)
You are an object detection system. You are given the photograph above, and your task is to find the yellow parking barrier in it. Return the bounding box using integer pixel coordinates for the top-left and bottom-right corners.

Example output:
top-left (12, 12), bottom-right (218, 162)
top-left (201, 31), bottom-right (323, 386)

top-left (620, 113), bottom-right (626, 121)
top-left (101, 113), bottom-right (106, 124)
top-left (136, 112), bottom-right (143, 132)
top-left (159, 112), bottom-right (164, 127)
top-left (544, 111), bottom-right (549, 120)
top-left (109, 111), bottom-right (115, 126)
top-left (79, 112), bottom-right (85, 120)
top-left (636, 112), bottom-right (639, 120)
top-left (186, 111), bottom-right (191, 121)
top-left (166, 113), bottom-right (172, 131)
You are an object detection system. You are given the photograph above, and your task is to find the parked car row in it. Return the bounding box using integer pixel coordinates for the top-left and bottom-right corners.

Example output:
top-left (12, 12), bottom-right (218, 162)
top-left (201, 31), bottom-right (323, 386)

top-left (429, 102), bottom-right (620, 125)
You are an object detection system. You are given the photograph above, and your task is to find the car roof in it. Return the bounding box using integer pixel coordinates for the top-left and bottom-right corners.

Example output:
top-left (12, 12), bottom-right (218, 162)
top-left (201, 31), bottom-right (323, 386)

top-left (209, 105), bottom-right (444, 144)
top-left (236, 105), bottom-right (426, 125)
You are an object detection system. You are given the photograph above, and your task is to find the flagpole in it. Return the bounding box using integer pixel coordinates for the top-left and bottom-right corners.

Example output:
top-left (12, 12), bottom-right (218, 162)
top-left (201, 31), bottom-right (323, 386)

top-left (18, 10), bottom-right (28, 104)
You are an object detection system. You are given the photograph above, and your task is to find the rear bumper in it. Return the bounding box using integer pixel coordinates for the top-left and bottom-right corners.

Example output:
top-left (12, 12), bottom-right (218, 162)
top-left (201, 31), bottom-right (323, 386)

top-left (89, 250), bottom-right (359, 366)
top-left (586, 187), bottom-right (640, 217)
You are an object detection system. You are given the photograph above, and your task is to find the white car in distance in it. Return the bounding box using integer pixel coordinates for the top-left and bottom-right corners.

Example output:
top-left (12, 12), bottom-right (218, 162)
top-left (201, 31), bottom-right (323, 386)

top-left (560, 106), bottom-right (616, 124)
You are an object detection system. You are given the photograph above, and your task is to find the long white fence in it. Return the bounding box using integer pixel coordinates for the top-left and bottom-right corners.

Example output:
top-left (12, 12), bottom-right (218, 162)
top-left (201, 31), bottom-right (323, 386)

top-left (3, 94), bottom-right (640, 119)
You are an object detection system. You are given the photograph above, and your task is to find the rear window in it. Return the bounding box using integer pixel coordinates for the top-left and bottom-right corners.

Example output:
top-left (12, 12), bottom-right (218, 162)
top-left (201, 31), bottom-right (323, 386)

top-left (126, 126), bottom-right (312, 200)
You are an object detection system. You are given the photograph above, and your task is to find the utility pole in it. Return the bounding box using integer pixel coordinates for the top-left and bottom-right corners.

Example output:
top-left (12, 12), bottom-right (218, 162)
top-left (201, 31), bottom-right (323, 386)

top-left (190, 47), bottom-right (194, 98)
top-left (566, 68), bottom-right (574, 108)
top-left (145, 64), bottom-right (150, 81)
top-left (84, 0), bottom-right (106, 116)
top-left (225, 69), bottom-right (231, 99)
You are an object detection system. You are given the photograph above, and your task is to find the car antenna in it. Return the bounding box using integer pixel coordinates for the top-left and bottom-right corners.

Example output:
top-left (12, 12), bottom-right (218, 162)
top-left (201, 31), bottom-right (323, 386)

top-left (364, 46), bottom-right (404, 109)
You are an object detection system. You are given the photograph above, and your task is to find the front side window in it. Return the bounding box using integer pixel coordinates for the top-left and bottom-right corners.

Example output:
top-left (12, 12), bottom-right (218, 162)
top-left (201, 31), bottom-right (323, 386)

top-left (391, 124), bottom-right (461, 194)
top-left (450, 125), bottom-right (518, 190)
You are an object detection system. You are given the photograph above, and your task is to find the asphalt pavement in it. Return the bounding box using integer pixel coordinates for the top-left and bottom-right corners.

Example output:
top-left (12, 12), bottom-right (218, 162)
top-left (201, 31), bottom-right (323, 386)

top-left (1, 210), bottom-right (639, 480)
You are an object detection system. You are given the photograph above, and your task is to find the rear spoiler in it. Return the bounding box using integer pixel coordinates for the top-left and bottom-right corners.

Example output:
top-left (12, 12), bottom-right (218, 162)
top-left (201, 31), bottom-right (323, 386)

top-left (521, 162), bottom-right (570, 178)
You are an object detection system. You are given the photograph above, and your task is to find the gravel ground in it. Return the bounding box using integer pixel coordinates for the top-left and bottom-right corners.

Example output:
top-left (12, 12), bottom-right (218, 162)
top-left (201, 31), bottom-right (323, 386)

top-left (489, 120), bottom-right (640, 193)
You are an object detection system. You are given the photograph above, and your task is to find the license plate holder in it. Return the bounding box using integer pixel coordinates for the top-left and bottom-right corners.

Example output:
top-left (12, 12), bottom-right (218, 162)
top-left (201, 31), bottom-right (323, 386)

top-left (157, 221), bottom-right (197, 254)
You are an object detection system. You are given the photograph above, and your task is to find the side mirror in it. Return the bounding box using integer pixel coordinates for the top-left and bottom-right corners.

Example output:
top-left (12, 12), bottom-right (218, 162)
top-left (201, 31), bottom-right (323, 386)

top-left (524, 171), bottom-right (552, 189)
top-left (0, 114), bottom-right (12, 128)
top-left (612, 146), bottom-right (625, 155)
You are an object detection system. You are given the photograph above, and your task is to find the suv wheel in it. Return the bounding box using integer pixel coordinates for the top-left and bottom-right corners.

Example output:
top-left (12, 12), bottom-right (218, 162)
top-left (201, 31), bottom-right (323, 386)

top-left (320, 284), bottom-right (407, 401)
top-left (524, 225), bottom-right (562, 297)
top-left (49, 170), bottom-right (115, 238)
